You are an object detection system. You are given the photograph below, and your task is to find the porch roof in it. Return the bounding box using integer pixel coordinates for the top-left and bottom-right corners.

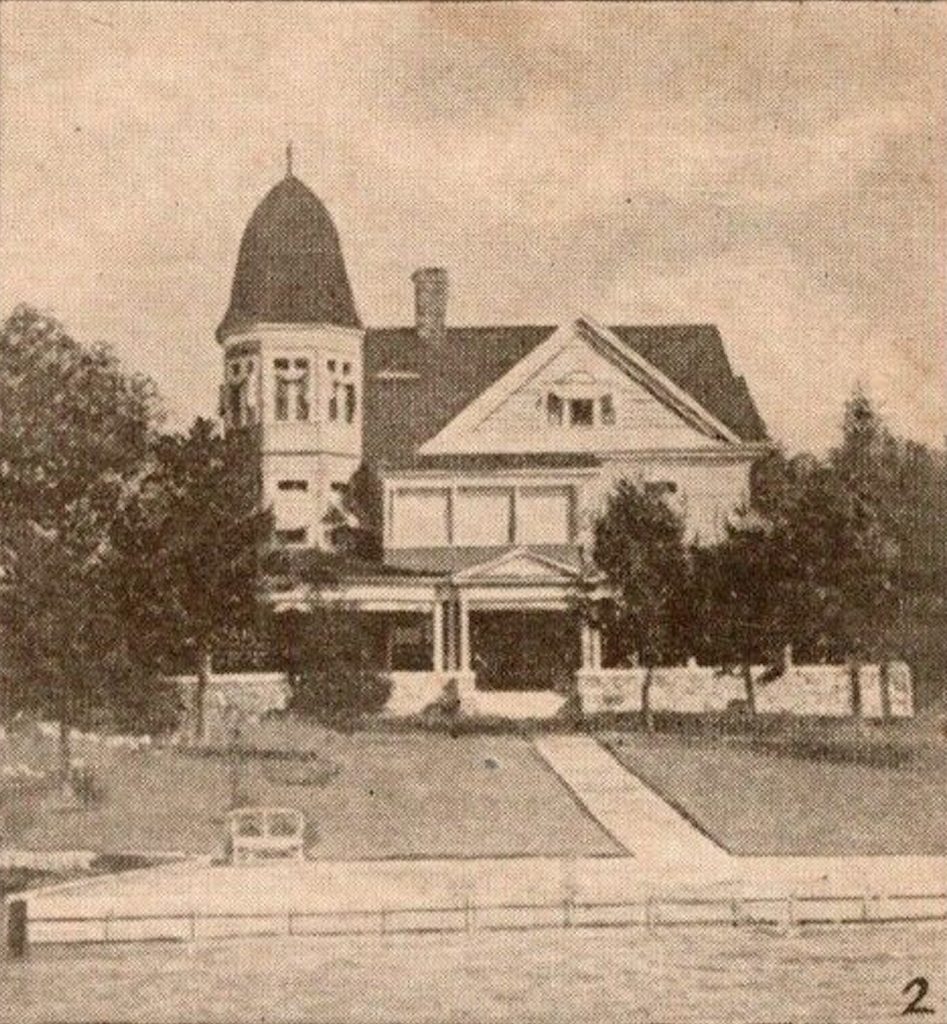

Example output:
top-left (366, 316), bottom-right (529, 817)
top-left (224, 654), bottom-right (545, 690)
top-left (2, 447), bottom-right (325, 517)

top-left (384, 544), bottom-right (586, 576)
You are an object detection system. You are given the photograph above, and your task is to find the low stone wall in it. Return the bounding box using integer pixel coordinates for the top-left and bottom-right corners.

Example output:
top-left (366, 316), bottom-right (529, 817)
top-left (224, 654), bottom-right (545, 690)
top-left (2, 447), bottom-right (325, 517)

top-left (577, 662), bottom-right (913, 719)
top-left (173, 671), bottom-right (466, 721)
top-left (173, 662), bottom-right (913, 723)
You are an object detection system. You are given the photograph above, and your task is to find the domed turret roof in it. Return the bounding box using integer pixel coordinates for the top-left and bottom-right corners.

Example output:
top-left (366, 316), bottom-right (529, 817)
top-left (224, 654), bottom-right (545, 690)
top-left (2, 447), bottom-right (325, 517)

top-left (217, 174), bottom-right (360, 341)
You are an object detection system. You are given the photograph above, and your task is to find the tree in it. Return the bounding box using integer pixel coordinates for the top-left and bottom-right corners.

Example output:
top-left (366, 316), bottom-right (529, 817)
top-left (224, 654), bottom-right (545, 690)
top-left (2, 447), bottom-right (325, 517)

top-left (110, 418), bottom-right (272, 742)
top-left (763, 454), bottom-right (897, 715)
top-left (0, 306), bottom-right (163, 784)
top-left (593, 480), bottom-right (691, 731)
top-left (691, 517), bottom-right (782, 714)
top-left (828, 388), bottom-right (946, 713)
top-left (328, 463), bottom-right (384, 561)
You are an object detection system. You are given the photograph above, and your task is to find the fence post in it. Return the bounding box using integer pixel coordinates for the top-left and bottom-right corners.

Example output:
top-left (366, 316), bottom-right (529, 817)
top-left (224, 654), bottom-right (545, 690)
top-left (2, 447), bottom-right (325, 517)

top-left (644, 896), bottom-right (653, 930)
top-left (380, 907), bottom-right (387, 936)
top-left (787, 893), bottom-right (796, 927)
top-left (730, 898), bottom-right (741, 927)
top-left (190, 910), bottom-right (196, 942)
top-left (563, 896), bottom-right (572, 928)
top-left (861, 893), bottom-right (871, 922)
top-left (464, 897), bottom-right (473, 934)
top-left (288, 910), bottom-right (294, 936)
top-left (6, 898), bottom-right (28, 958)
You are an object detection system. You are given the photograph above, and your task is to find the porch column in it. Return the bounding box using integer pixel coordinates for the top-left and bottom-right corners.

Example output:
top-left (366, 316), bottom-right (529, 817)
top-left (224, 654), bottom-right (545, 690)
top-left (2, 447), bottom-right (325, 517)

top-left (580, 621), bottom-right (592, 669)
top-left (590, 623), bottom-right (603, 670)
top-left (445, 600), bottom-right (457, 670)
top-left (459, 596), bottom-right (471, 672)
top-left (432, 601), bottom-right (444, 673)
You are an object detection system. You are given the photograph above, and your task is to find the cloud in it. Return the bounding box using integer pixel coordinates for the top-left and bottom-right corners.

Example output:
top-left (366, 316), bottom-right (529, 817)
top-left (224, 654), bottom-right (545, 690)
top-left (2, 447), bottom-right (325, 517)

top-left (0, 1), bottom-right (943, 450)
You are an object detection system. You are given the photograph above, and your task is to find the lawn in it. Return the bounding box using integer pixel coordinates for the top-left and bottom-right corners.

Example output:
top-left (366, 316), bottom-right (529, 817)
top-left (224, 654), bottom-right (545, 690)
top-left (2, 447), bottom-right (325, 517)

top-left (0, 727), bottom-right (621, 859)
top-left (602, 726), bottom-right (947, 856)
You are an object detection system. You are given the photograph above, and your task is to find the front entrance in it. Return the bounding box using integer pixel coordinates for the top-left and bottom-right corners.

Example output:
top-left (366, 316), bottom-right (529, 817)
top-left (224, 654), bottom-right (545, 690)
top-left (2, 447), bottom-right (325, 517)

top-left (470, 610), bottom-right (581, 691)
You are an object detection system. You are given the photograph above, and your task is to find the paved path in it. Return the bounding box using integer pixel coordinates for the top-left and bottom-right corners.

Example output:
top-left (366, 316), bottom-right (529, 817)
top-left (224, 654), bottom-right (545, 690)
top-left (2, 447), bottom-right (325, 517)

top-left (534, 735), bottom-right (734, 881)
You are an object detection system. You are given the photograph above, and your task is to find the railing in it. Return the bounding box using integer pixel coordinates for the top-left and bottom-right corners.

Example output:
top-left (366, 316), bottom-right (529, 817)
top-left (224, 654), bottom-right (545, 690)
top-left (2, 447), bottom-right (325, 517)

top-left (9, 890), bottom-right (946, 953)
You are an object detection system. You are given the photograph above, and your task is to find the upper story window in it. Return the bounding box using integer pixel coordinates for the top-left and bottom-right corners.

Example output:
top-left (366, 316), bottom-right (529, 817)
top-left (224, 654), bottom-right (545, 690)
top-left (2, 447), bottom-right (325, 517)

top-left (388, 483), bottom-right (576, 548)
top-left (277, 479), bottom-right (308, 492)
top-left (274, 358), bottom-right (310, 422)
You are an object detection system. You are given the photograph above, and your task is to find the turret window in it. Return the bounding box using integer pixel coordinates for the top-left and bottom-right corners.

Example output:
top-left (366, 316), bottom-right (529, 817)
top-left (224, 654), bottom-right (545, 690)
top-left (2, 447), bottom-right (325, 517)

top-left (225, 358), bottom-right (255, 428)
top-left (274, 358), bottom-right (310, 422)
top-left (327, 358), bottom-right (357, 424)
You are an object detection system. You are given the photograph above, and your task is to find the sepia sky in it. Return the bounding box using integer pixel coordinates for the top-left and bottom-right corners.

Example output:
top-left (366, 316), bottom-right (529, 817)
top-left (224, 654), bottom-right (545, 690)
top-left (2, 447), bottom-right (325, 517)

top-left (1, 1), bottom-right (944, 451)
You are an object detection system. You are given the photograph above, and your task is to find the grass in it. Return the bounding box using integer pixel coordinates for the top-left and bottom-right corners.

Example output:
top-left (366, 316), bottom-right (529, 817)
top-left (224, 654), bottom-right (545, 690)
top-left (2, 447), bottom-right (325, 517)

top-left (602, 718), bottom-right (947, 856)
top-left (0, 725), bottom-right (621, 860)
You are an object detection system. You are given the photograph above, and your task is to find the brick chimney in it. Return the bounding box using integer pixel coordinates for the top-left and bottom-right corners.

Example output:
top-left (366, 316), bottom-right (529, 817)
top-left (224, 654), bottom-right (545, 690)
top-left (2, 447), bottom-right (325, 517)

top-left (411, 267), bottom-right (448, 344)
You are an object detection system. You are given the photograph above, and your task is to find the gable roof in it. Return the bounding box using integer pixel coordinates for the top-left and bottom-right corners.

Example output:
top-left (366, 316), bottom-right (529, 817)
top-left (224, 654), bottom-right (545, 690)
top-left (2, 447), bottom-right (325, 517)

top-left (363, 323), bottom-right (766, 467)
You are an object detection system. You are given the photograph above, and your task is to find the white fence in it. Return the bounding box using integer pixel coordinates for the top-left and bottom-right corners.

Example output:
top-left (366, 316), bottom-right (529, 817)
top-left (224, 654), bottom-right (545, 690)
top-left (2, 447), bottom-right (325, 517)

top-left (13, 889), bottom-right (946, 949)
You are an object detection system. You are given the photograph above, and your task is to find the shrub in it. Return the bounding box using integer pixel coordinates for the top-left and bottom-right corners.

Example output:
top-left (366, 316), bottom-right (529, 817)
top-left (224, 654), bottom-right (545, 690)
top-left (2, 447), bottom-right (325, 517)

top-left (290, 669), bottom-right (392, 728)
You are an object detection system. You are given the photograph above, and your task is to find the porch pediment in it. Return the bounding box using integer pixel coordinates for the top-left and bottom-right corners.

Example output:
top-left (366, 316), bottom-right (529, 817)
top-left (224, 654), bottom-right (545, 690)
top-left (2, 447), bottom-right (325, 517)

top-left (452, 547), bottom-right (586, 583)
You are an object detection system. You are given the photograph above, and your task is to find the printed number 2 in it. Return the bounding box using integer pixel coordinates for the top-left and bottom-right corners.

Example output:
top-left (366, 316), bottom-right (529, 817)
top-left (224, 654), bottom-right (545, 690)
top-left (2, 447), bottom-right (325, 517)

top-left (902, 977), bottom-right (935, 1015)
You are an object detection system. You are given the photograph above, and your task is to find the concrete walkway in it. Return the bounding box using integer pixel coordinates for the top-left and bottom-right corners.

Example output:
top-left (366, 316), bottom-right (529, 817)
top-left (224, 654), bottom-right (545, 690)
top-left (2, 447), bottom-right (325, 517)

top-left (534, 735), bottom-right (734, 881)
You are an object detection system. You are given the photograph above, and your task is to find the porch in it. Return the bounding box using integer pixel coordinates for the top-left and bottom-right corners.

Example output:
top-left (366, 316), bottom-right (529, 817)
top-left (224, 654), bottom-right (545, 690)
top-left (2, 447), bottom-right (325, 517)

top-left (268, 548), bottom-right (609, 716)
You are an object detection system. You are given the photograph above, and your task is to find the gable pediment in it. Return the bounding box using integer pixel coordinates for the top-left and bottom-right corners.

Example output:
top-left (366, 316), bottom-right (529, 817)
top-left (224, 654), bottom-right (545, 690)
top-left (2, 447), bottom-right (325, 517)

top-left (419, 318), bottom-right (741, 457)
top-left (453, 548), bottom-right (584, 582)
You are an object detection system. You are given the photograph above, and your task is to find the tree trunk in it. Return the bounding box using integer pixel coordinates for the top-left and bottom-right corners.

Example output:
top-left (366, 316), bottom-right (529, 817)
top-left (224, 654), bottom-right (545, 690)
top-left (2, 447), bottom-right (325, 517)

top-left (848, 656), bottom-right (863, 718)
top-left (878, 660), bottom-right (892, 722)
top-left (741, 662), bottom-right (757, 715)
top-left (57, 717), bottom-right (72, 795)
top-left (641, 665), bottom-right (655, 733)
top-left (193, 644), bottom-right (212, 745)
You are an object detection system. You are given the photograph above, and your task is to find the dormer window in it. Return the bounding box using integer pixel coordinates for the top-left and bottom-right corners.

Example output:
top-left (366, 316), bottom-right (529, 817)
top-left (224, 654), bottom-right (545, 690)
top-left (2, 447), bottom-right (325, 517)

top-left (547, 393), bottom-right (564, 426)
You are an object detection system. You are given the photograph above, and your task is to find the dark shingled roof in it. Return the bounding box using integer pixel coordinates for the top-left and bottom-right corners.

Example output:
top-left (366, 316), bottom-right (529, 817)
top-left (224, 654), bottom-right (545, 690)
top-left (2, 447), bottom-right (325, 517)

top-left (363, 323), bottom-right (767, 467)
top-left (218, 176), bottom-right (360, 341)
top-left (263, 548), bottom-right (430, 582)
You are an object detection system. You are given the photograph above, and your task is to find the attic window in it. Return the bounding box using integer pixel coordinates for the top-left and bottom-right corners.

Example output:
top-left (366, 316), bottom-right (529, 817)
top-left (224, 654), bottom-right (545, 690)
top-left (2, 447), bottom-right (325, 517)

top-left (277, 480), bottom-right (308, 492)
top-left (569, 398), bottom-right (594, 426)
top-left (547, 391), bottom-right (614, 427)
top-left (600, 394), bottom-right (616, 426)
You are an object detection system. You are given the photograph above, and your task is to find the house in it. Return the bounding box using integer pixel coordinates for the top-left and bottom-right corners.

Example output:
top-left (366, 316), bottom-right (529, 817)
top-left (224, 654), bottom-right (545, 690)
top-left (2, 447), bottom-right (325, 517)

top-left (216, 164), bottom-right (770, 708)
